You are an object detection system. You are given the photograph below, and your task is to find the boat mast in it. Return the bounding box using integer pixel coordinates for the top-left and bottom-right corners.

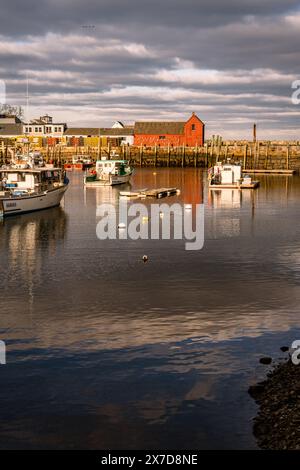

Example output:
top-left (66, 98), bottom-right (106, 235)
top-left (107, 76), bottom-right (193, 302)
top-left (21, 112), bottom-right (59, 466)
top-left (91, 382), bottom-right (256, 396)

top-left (26, 72), bottom-right (30, 155)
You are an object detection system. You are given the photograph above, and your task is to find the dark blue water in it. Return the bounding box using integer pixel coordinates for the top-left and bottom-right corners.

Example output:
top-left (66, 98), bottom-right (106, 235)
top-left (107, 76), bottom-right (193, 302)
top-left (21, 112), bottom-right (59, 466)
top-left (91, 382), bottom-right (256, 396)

top-left (0, 169), bottom-right (299, 449)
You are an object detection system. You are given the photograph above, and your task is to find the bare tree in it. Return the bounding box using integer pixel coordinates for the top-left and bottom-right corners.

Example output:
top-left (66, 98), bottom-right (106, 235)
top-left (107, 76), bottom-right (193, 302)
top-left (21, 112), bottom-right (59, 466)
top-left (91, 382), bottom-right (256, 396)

top-left (0, 104), bottom-right (24, 119)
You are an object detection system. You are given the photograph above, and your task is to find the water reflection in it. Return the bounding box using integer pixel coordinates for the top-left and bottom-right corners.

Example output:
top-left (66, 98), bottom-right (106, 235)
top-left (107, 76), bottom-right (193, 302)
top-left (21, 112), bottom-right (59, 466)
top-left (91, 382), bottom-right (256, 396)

top-left (0, 170), bottom-right (300, 449)
top-left (0, 206), bottom-right (67, 251)
top-left (0, 207), bottom-right (68, 319)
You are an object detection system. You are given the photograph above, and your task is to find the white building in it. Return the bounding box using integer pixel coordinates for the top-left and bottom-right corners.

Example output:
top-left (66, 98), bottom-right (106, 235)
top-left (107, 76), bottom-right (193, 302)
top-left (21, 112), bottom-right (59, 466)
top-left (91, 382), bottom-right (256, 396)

top-left (112, 121), bottom-right (125, 129)
top-left (23, 115), bottom-right (67, 138)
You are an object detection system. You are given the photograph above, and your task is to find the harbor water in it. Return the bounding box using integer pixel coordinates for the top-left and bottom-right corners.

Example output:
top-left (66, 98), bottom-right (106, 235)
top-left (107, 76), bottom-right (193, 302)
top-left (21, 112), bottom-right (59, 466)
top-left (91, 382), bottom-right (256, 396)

top-left (0, 168), bottom-right (300, 449)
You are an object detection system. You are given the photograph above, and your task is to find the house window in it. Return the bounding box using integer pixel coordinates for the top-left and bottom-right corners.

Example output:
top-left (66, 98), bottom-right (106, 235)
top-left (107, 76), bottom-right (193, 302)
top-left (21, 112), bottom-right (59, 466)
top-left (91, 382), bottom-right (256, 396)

top-left (35, 127), bottom-right (38, 132)
top-left (39, 127), bottom-right (42, 132)
top-left (191, 124), bottom-right (196, 131)
top-left (54, 127), bottom-right (58, 132)
top-left (159, 136), bottom-right (166, 139)
top-left (29, 127), bottom-right (32, 132)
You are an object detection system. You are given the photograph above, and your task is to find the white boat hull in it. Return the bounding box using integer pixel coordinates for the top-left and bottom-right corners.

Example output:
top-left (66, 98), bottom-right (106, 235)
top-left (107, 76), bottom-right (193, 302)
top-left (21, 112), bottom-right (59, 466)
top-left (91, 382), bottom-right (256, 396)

top-left (209, 181), bottom-right (260, 190)
top-left (84, 173), bottom-right (132, 187)
top-left (0, 184), bottom-right (68, 217)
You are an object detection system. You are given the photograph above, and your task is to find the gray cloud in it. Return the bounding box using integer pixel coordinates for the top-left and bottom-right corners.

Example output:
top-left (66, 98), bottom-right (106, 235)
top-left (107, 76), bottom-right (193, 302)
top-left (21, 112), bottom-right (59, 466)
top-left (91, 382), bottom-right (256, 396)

top-left (1, 0), bottom-right (299, 35)
top-left (0, 0), bottom-right (299, 138)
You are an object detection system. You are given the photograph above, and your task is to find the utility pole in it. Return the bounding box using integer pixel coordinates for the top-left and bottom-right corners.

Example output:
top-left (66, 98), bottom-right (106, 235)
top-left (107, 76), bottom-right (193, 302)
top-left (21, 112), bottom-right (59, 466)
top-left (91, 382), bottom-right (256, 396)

top-left (253, 123), bottom-right (257, 143)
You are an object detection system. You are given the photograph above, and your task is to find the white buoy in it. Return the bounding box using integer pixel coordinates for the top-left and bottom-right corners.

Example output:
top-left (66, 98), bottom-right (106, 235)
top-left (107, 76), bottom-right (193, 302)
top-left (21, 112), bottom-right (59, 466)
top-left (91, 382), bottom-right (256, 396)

top-left (142, 255), bottom-right (148, 263)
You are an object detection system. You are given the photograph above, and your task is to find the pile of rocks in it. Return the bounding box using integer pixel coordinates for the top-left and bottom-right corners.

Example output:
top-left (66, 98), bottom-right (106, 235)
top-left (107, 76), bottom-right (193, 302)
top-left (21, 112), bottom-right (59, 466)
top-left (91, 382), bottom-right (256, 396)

top-left (249, 348), bottom-right (300, 450)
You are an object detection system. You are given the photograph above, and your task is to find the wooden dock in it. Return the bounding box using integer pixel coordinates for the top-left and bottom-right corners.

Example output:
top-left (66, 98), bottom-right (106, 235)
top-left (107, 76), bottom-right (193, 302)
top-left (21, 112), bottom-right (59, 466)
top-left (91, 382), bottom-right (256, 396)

top-left (2, 140), bottom-right (300, 171)
top-left (120, 187), bottom-right (179, 199)
top-left (143, 188), bottom-right (178, 198)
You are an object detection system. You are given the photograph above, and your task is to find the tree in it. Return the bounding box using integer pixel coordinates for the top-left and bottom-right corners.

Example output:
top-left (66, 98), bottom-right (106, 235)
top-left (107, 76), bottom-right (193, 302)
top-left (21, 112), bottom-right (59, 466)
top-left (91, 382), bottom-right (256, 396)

top-left (0, 104), bottom-right (24, 119)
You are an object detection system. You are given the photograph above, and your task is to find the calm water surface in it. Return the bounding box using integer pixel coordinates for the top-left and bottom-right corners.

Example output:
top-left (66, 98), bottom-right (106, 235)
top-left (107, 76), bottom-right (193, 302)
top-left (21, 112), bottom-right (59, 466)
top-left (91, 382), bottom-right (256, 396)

top-left (0, 168), bottom-right (300, 449)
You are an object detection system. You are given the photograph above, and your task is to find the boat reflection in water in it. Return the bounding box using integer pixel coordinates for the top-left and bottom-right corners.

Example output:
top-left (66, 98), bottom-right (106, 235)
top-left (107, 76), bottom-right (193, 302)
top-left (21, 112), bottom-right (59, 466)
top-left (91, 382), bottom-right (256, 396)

top-left (207, 186), bottom-right (257, 239)
top-left (0, 207), bottom-right (68, 316)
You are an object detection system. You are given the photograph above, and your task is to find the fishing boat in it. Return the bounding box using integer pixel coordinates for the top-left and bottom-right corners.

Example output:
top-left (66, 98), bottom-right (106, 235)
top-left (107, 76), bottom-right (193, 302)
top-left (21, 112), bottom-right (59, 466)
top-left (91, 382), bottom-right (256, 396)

top-left (13, 151), bottom-right (44, 168)
top-left (64, 155), bottom-right (93, 171)
top-left (0, 154), bottom-right (69, 217)
top-left (208, 163), bottom-right (260, 189)
top-left (84, 159), bottom-right (133, 187)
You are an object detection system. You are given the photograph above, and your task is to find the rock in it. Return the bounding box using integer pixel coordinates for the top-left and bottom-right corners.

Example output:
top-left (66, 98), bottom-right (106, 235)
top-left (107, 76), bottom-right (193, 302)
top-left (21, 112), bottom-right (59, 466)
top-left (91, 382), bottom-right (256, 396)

top-left (259, 357), bottom-right (272, 365)
top-left (280, 346), bottom-right (289, 352)
top-left (249, 356), bottom-right (300, 449)
top-left (248, 384), bottom-right (265, 398)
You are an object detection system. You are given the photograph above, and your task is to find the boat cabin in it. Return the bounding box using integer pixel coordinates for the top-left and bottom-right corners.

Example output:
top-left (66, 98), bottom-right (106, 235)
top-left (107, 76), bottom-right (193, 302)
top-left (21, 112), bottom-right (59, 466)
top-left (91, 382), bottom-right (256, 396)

top-left (96, 160), bottom-right (129, 176)
top-left (213, 163), bottom-right (242, 185)
top-left (0, 168), bottom-right (63, 194)
top-left (72, 155), bottom-right (92, 164)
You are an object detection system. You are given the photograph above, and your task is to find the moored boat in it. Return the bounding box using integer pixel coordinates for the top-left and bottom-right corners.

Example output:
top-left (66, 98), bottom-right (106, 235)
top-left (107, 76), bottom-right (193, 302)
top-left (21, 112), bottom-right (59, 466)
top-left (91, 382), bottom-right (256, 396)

top-left (0, 155), bottom-right (69, 217)
top-left (64, 155), bottom-right (93, 171)
top-left (208, 163), bottom-right (260, 189)
top-left (84, 159), bottom-right (133, 187)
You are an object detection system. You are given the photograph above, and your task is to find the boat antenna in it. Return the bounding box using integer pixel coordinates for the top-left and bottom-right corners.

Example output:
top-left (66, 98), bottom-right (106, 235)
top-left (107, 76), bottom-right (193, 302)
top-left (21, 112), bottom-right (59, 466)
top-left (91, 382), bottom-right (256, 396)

top-left (26, 72), bottom-right (29, 125)
top-left (25, 72), bottom-right (31, 155)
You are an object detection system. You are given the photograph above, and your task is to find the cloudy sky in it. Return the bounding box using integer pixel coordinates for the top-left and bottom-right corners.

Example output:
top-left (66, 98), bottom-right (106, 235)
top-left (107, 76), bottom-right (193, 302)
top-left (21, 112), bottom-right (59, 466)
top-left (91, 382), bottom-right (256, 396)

top-left (1, 0), bottom-right (300, 138)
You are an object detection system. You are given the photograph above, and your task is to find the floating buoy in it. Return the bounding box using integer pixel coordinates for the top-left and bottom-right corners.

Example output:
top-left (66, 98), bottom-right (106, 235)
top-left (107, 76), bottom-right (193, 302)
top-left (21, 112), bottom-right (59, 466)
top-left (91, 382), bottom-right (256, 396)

top-left (142, 255), bottom-right (148, 263)
top-left (118, 222), bottom-right (126, 229)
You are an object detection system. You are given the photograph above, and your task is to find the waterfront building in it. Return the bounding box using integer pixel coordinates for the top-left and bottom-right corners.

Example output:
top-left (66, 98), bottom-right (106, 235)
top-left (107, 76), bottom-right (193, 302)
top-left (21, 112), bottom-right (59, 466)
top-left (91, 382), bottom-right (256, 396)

top-left (0, 113), bottom-right (205, 148)
top-left (64, 122), bottom-right (134, 147)
top-left (134, 112), bottom-right (205, 147)
top-left (99, 124), bottom-right (134, 146)
top-left (0, 114), bottom-right (23, 139)
top-left (64, 128), bottom-right (101, 147)
top-left (23, 115), bottom-right (67, 139)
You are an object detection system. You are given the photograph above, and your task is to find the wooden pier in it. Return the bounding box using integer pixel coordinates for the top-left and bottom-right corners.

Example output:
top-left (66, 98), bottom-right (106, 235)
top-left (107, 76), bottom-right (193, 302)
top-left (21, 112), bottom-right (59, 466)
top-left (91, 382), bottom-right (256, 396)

top-left (120, 188), bottom-right (179, 199)
top-left (143, 188), bottom-right (179, 198)
top-left (2, 139), bottom-right (300, 172)
top-left (244, 169), bottom-right (295, 175)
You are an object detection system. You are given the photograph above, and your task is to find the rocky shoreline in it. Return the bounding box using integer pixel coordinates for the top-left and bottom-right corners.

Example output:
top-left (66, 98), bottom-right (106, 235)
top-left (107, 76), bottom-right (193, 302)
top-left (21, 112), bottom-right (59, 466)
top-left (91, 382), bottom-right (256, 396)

top-left (249, 352), bottom-right (300, 450)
